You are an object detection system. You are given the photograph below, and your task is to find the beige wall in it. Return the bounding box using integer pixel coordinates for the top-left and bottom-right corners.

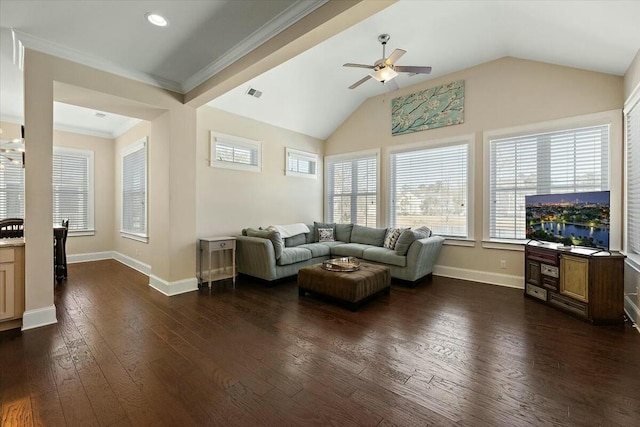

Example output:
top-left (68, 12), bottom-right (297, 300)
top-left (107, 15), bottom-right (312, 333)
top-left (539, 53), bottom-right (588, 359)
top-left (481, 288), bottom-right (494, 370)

top-left (325, 57), bottom-right (624, 283)
top-left (197, 106), bottom-right (323, 236)
top-left (623, 48), bottom-right (640, 323)
top-left (53, 129), bottom-right (114, 255)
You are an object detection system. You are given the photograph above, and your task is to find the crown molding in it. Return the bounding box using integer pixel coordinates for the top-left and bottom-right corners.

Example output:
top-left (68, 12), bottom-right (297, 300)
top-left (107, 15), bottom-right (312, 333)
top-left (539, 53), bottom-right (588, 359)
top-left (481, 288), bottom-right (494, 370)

top-left (12, 29), bottom-right (183, 93)
top-left (181, 0), bottom-right (329, 93)
top-left (12, 0), bottom-right (327, 97)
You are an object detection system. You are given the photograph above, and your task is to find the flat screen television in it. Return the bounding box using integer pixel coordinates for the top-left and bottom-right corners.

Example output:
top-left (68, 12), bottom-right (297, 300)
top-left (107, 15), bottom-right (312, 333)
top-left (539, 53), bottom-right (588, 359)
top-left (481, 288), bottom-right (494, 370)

top-left (525, 190), bottom-right (610, 250)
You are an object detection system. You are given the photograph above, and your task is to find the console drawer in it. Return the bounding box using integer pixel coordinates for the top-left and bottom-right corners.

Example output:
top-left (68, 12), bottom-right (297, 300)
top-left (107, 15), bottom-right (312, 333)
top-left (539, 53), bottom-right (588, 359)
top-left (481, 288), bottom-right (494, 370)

top-left (526, 283), bottom-right (547, 301)
top-left (526, 247), bottom-right (559, 266)
top-left (549, 293), bottom-right (588, 317)
top-left (541, 264), bottom-right (558, 278)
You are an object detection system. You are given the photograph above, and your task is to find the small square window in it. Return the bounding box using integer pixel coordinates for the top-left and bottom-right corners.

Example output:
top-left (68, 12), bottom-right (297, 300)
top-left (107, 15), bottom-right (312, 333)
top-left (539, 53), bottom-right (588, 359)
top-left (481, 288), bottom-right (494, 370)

top-left (210, 131), bottom-right (261, 173)
top-left (285, 148), bottom-right (317, 178)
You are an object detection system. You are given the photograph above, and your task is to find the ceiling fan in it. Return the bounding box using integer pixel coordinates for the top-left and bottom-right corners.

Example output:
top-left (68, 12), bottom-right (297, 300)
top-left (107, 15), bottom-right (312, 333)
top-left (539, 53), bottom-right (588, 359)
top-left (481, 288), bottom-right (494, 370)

top-left (344, 34), bottom-right (432, 91)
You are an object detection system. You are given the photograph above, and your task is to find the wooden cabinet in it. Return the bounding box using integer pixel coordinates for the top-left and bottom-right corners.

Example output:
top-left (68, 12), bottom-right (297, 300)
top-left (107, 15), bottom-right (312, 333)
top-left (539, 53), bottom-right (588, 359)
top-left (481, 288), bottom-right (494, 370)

top-left (524, 242), bottom-right (625, 324)
top-left (0, 243), bottom-right (25, 331)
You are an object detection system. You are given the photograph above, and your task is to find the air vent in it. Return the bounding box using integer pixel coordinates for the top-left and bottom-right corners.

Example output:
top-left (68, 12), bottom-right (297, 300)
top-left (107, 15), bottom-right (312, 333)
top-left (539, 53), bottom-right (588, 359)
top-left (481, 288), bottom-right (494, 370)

top-left (245, 88), bottom-right (262, 98)
top-left (95, 112), bottom-right (107, 118)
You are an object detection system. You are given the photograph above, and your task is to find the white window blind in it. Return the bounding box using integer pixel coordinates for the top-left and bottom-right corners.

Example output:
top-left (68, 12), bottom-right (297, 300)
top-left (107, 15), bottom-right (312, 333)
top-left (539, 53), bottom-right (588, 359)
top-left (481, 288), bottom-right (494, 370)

top-left (0, 162), bottom-right (24, 219)
top-left (210, 131), bottom-right (261, 172)
top-left (626, 94), bottom-right (640, 255)
top-left (286, 148), bottom-right (317, 178)
top-left (121, 139), bottom-right (147, 239)
top-left (390, 142), bottom-right (468, 237)
top-left (325, 152), bottom-right (377, 226)
top-left (52, 147), bottom-right (93, 232)
top-left (490, 125), bottom-right (609, 240)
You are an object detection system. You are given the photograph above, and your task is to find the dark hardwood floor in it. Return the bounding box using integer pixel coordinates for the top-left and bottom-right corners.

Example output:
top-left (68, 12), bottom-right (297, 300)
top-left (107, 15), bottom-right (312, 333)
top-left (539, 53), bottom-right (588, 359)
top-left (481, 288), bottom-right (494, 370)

top-left (1, 259), bottom-right (639, 426)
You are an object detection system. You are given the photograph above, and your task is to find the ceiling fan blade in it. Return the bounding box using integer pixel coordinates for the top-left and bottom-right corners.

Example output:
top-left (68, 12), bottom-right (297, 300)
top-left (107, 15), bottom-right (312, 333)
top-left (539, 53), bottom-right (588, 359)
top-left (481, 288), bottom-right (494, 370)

top-left (385, 78), bottom-right (399, 92)
top-left (395, 65), bottom-right (432, 74)
top-left (385, 49), bottom-right (406, 65)
top-left (343, 63), bottom-right (374, 69)
top-left (349, 75), bottom-right (372, 89)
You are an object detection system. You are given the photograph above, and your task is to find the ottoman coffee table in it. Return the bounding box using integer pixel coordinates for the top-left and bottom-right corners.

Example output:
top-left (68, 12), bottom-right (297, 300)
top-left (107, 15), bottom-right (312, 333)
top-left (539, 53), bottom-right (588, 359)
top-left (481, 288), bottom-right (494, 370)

top-left (298, 259), bottom-right (391, 310)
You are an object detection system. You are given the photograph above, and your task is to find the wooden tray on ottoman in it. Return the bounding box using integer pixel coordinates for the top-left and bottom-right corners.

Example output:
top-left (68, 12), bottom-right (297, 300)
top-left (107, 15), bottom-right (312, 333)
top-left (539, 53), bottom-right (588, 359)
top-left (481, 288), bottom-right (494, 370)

top-left (297, 261), bottom-right (391, 310)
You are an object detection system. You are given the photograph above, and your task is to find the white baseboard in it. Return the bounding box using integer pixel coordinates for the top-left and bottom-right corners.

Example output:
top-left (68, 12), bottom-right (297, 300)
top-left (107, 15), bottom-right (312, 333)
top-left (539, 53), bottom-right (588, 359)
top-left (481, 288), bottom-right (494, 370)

top-left (624, 295), bottom-right (640, 333)
top-left (112, 252), bottom-right (152, 276)
top-left (149, 275), bottom-right (198, 296)
top-left (68, 251), bottom-right (114, 264)
top-left (22, 305), bottom-right (57, 331)
top-left (434, 265), bottom-right (524, 289)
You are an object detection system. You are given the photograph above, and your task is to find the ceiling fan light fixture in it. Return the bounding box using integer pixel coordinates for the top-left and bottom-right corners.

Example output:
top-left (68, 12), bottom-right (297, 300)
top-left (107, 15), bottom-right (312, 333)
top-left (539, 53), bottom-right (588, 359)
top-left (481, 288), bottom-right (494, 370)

top-left (145, 12), bottom-right (169, 27)
top-left (371, 66), bottom-right (398, 83)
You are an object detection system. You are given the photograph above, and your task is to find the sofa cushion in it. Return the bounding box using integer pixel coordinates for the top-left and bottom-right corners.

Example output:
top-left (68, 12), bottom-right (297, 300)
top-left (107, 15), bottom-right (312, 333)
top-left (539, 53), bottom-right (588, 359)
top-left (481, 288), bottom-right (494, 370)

top-left (297, 243), bottom-right (331, 257)
top-left (335, 223), bottom-right (354, 242)
top-left (304, 223), bottom-right (315, 244)
top-left (330, 243), bottom-right (371, 258)
top-left (285, 233), bottom-right (306, 247)
top-left (246, 227), bottom-right (284, 259)
top-left (383, 227), bottom-right (406, 249)
top-left (314, 221), bottom-right (336, 242)
top-left (394, 227), bottom-right (432, 256)
top-left (277, 247), bottom-right (312, 266)
top-left (317, 241), bottom-right (346, 248)
top-left (318, 227), bottom-right (335, 242)
top-left (350, 225), bottom-right (387, 247)
top-left (363, 247), bottom-right (407, 267)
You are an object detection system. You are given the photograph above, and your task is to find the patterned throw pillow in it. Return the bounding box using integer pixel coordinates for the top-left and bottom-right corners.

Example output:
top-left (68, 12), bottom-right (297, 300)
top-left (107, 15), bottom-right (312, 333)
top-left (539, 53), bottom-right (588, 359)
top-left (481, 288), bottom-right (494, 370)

top-left (383, 227), bottom-right (405, 250)
top-left (318, 227), bottom-right (335, 242)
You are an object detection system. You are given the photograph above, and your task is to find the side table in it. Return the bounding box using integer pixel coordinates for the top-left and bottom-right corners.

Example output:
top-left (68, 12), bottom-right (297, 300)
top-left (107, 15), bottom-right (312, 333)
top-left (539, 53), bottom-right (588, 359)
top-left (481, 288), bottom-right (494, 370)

top-left (198, 236), bottom-right (236, 289)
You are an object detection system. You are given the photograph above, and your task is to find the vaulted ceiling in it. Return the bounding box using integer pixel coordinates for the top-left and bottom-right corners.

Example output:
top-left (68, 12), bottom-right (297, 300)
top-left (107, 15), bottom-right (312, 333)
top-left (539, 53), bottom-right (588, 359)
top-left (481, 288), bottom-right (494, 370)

top-left (1, 1), bottom-right (639, 139)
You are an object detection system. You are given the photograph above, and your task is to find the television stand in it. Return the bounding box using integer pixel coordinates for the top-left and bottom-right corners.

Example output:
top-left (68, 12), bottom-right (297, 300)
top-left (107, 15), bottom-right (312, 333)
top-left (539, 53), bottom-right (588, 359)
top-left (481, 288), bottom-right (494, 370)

top-left (524, 241), bottom-right (625, 324)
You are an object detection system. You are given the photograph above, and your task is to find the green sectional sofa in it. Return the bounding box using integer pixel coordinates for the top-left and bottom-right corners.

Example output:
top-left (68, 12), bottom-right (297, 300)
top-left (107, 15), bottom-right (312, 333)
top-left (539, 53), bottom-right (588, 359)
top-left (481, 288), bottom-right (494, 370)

top-left (235, 222), bottom-right (444, 285)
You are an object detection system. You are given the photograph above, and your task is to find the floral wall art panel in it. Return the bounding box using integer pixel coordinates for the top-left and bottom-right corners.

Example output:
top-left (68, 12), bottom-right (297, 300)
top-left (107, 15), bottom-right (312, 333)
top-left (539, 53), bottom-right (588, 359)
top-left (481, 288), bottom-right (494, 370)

top-left (391, 80), bottom-right (465, 136)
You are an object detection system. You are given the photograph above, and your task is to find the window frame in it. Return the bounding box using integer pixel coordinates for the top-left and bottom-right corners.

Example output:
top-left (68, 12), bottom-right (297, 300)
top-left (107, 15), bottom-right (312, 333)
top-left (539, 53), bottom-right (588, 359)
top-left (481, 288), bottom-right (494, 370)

top-left (324, 149), bottom-right (380, 227)
top-left (52, 146), bottom-right (95, 236)
top-left (624, 84), bottom-right (640, 270)
top-left (120, 137), bottom-right (148, 242)
top-left (285, 147), bottom-right (318, 178)
top-left (210, 131), bottom-right (262, 173)
top-left (483, 110), bottom-right (623, 251)
top-left (387, 135), bottom-right (474, 244)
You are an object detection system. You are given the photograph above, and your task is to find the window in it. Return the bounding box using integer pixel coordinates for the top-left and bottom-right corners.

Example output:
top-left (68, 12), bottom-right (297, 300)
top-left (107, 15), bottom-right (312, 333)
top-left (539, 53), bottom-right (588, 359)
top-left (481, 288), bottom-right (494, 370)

top-left (0, 160), bottom-right (24, 219)
top-left (390, 140), bottom-right (470, 238)
top-left (286, 147), bottom-right (317, 178)
top-left (625, 86), bottom-right (640, 258)
top-left (121, 137), bottom-right (147, 241)
top-left (210, 131), bottom-right (261, 172)
top-left (488, 123), bottom-right (609, 241)
top-left (325, 150), bottom-right (378, 226)
top-left (52, 147), bottom-right (94, 234)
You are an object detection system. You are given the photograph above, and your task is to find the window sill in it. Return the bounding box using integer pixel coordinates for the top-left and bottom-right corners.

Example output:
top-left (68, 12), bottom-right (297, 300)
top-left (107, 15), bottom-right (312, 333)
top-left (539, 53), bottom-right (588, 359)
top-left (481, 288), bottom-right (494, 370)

top-left (443, 238), bottom-right (475, 247)
top-left (69, 230), bottom-right (95, 237)
top-left (121, 231), bottom-right (148, 243)
top-left (481, 239), bottom-right (526, 251)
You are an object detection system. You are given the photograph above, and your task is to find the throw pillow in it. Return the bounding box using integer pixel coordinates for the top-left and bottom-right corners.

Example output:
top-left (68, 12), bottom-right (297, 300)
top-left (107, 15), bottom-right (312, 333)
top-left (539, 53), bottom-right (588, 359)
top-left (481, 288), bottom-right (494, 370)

top-left (246, 227), bottom-right (284, 259)
top-left (318, 227), bottom-right (335, 242)
top-left (284, 233), bottom-right (306, 247)
top-left (314, 221), bottom-right (336, 242)
top-left (383, 227), bottom-right (406, 250)
top-left (335, 223), bottom-right (354, 242)
top-left (414, 226), bottom-right (432, 239)
top-left (394, 229), bottom-right (417, 256)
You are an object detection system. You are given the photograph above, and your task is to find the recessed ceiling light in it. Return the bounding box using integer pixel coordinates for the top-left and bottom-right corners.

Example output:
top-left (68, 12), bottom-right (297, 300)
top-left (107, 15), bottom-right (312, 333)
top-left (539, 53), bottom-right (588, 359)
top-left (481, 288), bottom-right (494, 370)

top-left (145, 12), bottom-right (169, 27)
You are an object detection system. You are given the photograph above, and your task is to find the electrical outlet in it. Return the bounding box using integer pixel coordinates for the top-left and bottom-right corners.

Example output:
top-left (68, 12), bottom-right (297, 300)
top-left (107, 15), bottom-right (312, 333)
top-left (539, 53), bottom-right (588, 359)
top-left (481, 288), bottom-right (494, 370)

top-left (500, 260), bottom-right (507, 269)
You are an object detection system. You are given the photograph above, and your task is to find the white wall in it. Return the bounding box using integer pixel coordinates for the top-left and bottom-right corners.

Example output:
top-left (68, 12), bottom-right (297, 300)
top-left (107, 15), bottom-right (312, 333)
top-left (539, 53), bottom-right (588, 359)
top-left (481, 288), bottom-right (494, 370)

top-left (325, 57), bottom-right (624, 286)
top-left (196, 106), bottom-right (324, 237)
